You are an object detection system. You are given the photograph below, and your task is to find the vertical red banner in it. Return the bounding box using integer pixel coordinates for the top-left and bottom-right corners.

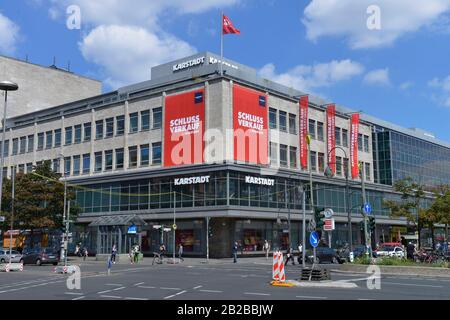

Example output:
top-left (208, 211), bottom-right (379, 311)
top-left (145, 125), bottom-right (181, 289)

top-left (326, 104), bottom-right (336, 174)
top-left (233, 84), bottom-right (268, 165)
top-left (164, 88), bottom-right (205, 167)
top-left (299, 96), bottom-right (309, 170)
top-left (350, 113), bottom-right (360, 179)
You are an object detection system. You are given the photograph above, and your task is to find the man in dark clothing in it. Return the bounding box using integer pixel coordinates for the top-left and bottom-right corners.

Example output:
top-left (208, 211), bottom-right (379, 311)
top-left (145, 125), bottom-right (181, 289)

top-left (285, 247), bottom-right (295, 266)
top-left (232, 242), bottom-right (238, 263)
top-left (406, 242), bottom-right (415, 260)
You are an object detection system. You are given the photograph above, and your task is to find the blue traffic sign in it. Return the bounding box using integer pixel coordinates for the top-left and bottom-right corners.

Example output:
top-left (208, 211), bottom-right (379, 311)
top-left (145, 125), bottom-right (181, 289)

top-left (363, 203), bottom-right (372, 215)
top-left (309, 231), bottom-right (319, 248)
top-left (127, 225), bottom-right (137, 234)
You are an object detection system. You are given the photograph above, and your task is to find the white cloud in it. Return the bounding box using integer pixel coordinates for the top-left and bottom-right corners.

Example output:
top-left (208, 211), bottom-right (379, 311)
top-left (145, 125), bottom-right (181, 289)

top-left (80, 25), bottom-right (196, 88)
top-left (363, 69), bottom-right (390, 86)
top-left (259, 59), bottom-right (364, 92)
top-left (0, 13), bottom-right (20, 55)
top-left (428, 75), bottom-right (450, 106)
top-left (303, 0), bottom-right (450, 49)
top-left (429, 76), bottom-right (450, 91)
top-left (400, 81), bottom-right (414, 90)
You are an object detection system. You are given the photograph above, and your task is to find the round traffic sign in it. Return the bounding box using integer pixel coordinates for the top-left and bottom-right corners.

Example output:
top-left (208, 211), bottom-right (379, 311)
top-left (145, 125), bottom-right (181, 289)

top-left (324, 208), bottom-right (334, 218)
top-left (363, 203), bottom-right (372, 215)
top-left (172, 224), bottom-right (177, 230)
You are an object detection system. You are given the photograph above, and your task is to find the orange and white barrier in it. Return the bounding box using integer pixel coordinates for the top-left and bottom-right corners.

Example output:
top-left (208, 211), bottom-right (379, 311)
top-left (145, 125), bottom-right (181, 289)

top-left (272, 251), bottom-right (280, 280)
top-left (277, 252), bottom-right (285, 282)
top-left (270, 251), bottom-right (293, 287)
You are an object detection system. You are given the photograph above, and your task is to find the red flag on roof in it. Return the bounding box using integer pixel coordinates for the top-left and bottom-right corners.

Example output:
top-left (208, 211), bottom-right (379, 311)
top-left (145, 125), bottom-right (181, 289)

top-left (223, 15), bottom-right (240, 35)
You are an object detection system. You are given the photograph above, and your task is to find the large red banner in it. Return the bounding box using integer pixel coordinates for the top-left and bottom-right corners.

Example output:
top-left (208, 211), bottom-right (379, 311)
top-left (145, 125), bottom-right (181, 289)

top-left (327, 104), bottom-right (336, 174)
top-left (164, 88), bottom-right (205, 167)
top-left (299, 96), bottom-right (309, 170)
top-left (233, 84), bottom-right (268, 164)
top-left (350, 113), bottom-right (360, 179)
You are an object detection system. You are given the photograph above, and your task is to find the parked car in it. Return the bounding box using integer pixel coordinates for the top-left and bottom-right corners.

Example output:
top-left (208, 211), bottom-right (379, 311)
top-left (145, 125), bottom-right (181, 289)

top-left (306, 247), bottom-right (343, 264)
top-left (374, 245), bottom-right (405, 258)
top-left (21, 247), bottom-right (59, 266)
top-left (0, 249), bottom-right (23, 263)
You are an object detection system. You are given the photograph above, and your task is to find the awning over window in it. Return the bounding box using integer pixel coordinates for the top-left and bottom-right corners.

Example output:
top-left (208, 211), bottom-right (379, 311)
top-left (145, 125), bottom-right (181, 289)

top-left (88, 215), bottom-right (147, 227)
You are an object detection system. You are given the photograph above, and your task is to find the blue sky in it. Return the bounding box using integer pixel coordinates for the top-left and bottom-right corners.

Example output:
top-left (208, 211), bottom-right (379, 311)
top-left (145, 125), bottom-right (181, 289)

top-left (1, 0), bottom-right (450, 142)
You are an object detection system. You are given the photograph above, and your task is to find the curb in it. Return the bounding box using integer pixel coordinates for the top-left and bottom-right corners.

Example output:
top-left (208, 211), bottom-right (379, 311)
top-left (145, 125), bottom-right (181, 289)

top-left (287, 279), bottom-right (357, 288)
top-left (336, 264), bottom-right (450, 278)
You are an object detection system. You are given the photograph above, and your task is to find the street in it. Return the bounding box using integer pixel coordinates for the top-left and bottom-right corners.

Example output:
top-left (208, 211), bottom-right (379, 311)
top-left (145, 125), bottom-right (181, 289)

top-left (1, 257), bottom-right (449, 300)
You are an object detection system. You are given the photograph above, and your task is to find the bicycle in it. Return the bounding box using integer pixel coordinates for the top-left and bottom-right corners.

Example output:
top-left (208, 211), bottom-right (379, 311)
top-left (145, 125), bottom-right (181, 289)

top-left (152, 252), bottom-right (163, 265)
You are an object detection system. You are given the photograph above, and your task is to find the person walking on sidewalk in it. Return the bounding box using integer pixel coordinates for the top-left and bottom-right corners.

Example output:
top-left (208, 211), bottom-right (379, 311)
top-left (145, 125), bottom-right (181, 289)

top-left (133, 244), bottom-right (140, 264)
top-left (297, 243), bottom-right (303, 264)
top-left (232, 242), bottom-right (239, 263)
top-left (285, 247), bottom-right (295, 266)
top-left (111, 244), bottom-right (117, 264)
top-left (263, 240), bottom-right (270, 260)
top-left (82, 247), bottom-right (88, 261)
top-left (178, 244), bottom-right (184, 262)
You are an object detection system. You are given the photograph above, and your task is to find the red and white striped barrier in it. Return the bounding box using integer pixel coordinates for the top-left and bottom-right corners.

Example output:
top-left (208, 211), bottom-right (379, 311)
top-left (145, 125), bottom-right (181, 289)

top-left (272, 251), bottom-right (280, 281)
top-left (270, 251), bottom-right (293, 287)
top-left (1, 263), bottom-right (23, 272)
top-left (277, 252), bottom-right (285, 282)
top-left (5, 264), bottom-right (10, 273)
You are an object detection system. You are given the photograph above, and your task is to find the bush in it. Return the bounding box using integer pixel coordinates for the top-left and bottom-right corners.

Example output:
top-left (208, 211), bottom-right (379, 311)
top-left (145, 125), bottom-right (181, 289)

top-left (352, 256), bottom-right (371, 265)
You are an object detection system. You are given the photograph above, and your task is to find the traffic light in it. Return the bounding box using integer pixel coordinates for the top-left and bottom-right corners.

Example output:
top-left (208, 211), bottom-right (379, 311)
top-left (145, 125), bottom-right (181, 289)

top-left (368, 217), bottom-right (376, 233)
top-left (314, 207), bottom-right (325, 231)
top-left (208, 225), bottom-right (213, 238)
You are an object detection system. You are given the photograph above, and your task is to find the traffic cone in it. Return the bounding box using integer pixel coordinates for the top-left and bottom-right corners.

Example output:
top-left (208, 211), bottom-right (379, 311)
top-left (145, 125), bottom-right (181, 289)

top-left (272, 251), bottom-right (280, 281)
top-left (278, 252), bottom-right (285, 282)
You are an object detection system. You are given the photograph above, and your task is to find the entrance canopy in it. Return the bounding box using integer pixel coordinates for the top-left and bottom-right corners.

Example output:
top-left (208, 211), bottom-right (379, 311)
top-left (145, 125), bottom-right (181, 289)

top-left (88, 215), bottom-right (147, 227)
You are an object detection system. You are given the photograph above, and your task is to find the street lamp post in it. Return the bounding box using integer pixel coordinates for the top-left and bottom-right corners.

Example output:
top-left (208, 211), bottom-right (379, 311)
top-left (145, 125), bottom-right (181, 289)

top-left (8, 166), bottom-right (16, 265)
top-left (324, 146), bottom-right (353, 252)
top-left (0, 81), bottom-right (19, 238)
top-left (58, 154), bottom-right (67, 263)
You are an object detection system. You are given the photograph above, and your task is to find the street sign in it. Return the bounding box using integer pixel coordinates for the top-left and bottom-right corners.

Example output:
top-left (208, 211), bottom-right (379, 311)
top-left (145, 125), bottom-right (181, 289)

top-left (153, 225), bottom-right (162, 229)
top-left (324, 218), bottom-right (335, 231)
top-left (324, 208), bottom-right (334, 219)
top-left (0, 216), bottom-right (5, 222)
top-left (172, 224), bottom-right (177, 230)
top-left (127, 225), bottom-right (137, 234)
top-left (309, 231), bottom-right (319, 248)
top-left (363, 203), bottom-right (372, 215)
top-left (307, 219), bottom-right (316, 232)
top-left (163, 228), bottom-right (171, 232)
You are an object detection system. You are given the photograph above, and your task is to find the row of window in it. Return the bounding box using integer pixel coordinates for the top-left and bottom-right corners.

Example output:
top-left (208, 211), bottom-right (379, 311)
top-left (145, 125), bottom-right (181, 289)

top-left (269, 108), bottom-right (297, 134)
top-left (6, 108), bottom-right (163, 155)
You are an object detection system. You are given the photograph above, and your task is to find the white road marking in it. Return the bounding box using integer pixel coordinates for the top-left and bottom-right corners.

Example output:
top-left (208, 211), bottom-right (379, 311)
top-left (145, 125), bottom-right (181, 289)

top-left (164, 290), bottom-right (187, 299)
top-left (383, 282), bottom-right (443, 288)
top-left (193, 285), bottom-right (203, 290)
top-left (199, 290), bottom-right (223, 293)
top-left (112, 287), bottom-right (126, 291)
top-left (100, 295), bottom-right (122, 299)
top-left (125, 297), bottom-right (148, 300)
top-left (134, 282), bottom-right (145, 286)
top-left (160, 287), bottom-right (182, 290)
top-left (296, 295), bottom-right (327, 300)
top-left (138, 285), bottom-right (156, 289)
top-left (105, 283), bottom-right (123, 286)
top-left (65, 292), bottom-right (84, 295)
top-left (72, 296), bottom-right (85, 300)
top-left (97, 289), bottom-right (113, 294)
top-left (244, 292), bottom-right (270, 296)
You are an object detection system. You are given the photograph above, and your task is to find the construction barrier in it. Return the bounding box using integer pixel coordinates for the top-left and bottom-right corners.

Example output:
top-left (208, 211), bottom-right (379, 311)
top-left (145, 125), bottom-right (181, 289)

top-left (0, 263), bottom-right (24, 272)
top-left (54, 265), bottom-right (78, 274)
top-left (270, 251), bottom-right (294, 287)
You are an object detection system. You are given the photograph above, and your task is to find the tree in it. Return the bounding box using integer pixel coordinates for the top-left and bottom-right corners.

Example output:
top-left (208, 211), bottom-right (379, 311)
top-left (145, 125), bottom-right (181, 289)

top-left (383, 177), bottom-right (430, 249)
top-left (1, 161), bottom-right (79, 247)
top-left (429, 185), bottom-right (450, 250)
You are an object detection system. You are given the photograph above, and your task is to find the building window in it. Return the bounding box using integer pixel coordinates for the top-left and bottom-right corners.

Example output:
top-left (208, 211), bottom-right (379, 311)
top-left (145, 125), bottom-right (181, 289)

top-left (64, 157), bottom-right (71, 176)
top-left (141, 144), bottom-right (150, 166)
top-left (54, 129), bottom-right (61, 147)
top-left (73, 155), bottom-right (81, 176)
top-left (342, 129), bottom-right (348, 147)
top-left (52, 159), bottom-right (59, 173)
top-left (96, 120), bottom-right (103, 139)
top-left (289, 146), bottom-right (297, 168)
top-left (317, 122), bottom-right (324, 141)
top-left (74, 125), bottom-right (82, 144)
top-left (280, 144), bottom-right (288, 167)
top-left (152, 107), bottom-right (162, 129)
top-left (310, 151), bottom-right (317, 171)
top-left (364, 135), bottom-right (370, 153)
top-left (116, 148), bottom-right (124, 169)
top-left (279, 111), bottom-right (287, 132)
top-left (2, 140), bottom-right (9, 157)
top-left (309, 120), bottom-right (316, 140)
top-left (318, 152), bottom-right (325, 173)
top-left (358, 133), bottom-right (363, 151)
top-left (27, 135), bottom-right (34, 153)
top-left (130, 112), bottom-right (139, 133)
top-left (336, 156), bottom-right (342, 176)
top-left (18, 164), bottom-right (25, 173)
top-left (129, 146), bottom-right (138, 168)
top-left (82, 154), bottom-right (90, 174)
top-left (65, 127), bottom-right (73, 145)
top-left (152, 142), bottom-right (161, 165)
top-left (116, 115), bottom-right (125, 136)
top-left (94, 152), bottom-right (102, 172)
top-left (335, 127), bottom-right (341, 146)
top-left (12, 138), bottom-right (18, 155)
top-left (365, 162), bottom-right (371, 181)
top-left (270, 142), bottom-right (278, 166)
top-left (141, 110), bottom-right (150, 131)
top-left (84, 122), bottom-right (91, 142)
top-left (20, 136), bottom-right (26, 154)
top-left (45, 131), bottom-right (53, 149)
top-left (37, 133), bottom-right (44, 150)
top-left (288, 114), bottom-right (297, 134)
top-left (269, 108), bottom-right (277, 129)
top-left (106, 118), bottom-right (114, 138)
top-left (27, 162), bottom-right (34, 173)
top-left (105, 150), bottom-right (113, 171)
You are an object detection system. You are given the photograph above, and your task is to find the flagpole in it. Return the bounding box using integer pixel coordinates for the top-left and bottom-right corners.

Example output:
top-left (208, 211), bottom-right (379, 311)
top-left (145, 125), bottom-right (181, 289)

top-left (220, 11), bottom-right (224, 76)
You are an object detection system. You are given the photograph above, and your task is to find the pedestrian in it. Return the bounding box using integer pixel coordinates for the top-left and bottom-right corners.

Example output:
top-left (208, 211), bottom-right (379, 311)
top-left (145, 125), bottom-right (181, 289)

top-left (111, 244), bottom-right (117, 264)
top-left (129, 247), bottom-right (134, 264)
top-left (107, 257), bottom-right (113, 275)
top-left (232, 241), bottom-right (238, 263)
top-left (159, 243), bottom-right (166, 261)
top-left (263, 240), bottom-right (270, 260)
top-left (285, 247), bottom-right (295, 266)
top-left (297, 243), bottom-right (303, 264)
top-left (82, 247), bottom-right (88, 261)
top-left (178, 244), bottom-right (184, 262)
top-left (74, 244), bottom-right (80, 257)
top-left (133, 244), bottom-right (140, 264)
top-left (406, 242), bottom-right (415, 260)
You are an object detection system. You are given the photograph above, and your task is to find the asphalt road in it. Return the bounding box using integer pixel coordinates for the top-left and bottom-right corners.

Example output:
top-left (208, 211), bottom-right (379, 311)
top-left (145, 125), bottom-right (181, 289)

top-left (0, 258), bottom-right (449, 300)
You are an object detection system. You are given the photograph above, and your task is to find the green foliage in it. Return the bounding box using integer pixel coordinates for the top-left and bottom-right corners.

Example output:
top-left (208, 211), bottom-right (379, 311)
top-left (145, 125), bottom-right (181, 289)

top-left (0, 161), bottom-right (80, 231)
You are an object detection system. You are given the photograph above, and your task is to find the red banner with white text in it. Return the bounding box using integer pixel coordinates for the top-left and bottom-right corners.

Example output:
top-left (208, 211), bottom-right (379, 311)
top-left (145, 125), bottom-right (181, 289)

top-left (164, 89), bottom-right (205, 167)
top-left (233, 84), bottom-right (268, 165)
top-left (327, 104), bottom-right (336, 174)
top-left (350, 113), bottom-right (360, 179)
top-left (299, 96), bottom-right (309, 169)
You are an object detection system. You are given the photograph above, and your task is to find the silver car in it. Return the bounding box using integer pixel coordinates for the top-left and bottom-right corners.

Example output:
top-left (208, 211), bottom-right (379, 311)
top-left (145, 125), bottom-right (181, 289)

top-left (0, 249), bottom-right (23, 263)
